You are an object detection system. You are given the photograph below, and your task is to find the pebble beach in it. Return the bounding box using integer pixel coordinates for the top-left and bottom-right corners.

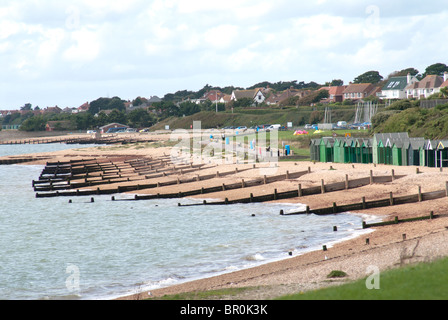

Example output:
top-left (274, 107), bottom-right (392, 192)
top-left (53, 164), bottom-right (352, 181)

top-left (2, 130), bottom-right (448, 300)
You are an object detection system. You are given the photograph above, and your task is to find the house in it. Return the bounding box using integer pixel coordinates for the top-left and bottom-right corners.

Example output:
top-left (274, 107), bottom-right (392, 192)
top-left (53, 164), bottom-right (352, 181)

top-left (43, 106), bottom-right (62, 114)
top-left (343, 83), bottom-right (375, 101)
top-left (265, 88), bottom-right (300, 105)
top-left (219, 94), bottom-right (232, 104)
top-left (78, 102), bottom-right (90, 113)
top-left (380, 74), bottom-right (418, 100)
top-left (231, 89), bottom-right (266, 105)
top-left (203, 90), bottom-right (224, 103)
top-left (405, 74), bottom-right (445, 99)
top-left (436, 72), bottom-right (448, 92)
top-left (319, 86), bottom-right (348, 103)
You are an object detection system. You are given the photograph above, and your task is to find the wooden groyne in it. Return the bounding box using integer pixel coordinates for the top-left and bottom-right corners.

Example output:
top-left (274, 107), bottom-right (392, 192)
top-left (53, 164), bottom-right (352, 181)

top-left (0, 156), bottom-right (51, 165)
top-left (283, 187), bottom-right (448, 216)
top-left (34, 167), bottom-right (301, 199)
top-left (115, 170), bottom-right (310, 202)
top-left (0, 136), bottom-right (154, 146)
top-left (362, 212), bottom-right (436, 229)
top-left (177, 174), bottom-right (404, 208)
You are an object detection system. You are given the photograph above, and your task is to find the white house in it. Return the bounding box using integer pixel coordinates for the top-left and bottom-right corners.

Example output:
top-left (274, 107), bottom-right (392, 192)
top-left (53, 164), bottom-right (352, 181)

top-left (380, 73), bottom-right (418, 100)
top-left (231, 89), bottom-right (266, 105)
top-left (406, 74), bottom-right (445, 99)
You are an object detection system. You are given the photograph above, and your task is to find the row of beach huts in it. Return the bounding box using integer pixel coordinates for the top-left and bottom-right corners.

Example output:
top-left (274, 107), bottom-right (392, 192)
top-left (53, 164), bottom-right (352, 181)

top-left (310, 132), bottom-right (448, 168)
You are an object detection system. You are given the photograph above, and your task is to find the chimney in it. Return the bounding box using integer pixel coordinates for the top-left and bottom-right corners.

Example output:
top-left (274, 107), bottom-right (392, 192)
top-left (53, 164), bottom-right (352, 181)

top-left (407, 73), bottom-right (412, 84)
top-left (444, 72), bottom-right (448, 82)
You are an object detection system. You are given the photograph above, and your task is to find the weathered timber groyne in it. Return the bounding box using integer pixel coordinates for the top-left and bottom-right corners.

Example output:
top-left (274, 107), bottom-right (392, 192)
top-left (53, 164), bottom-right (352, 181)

top-left (177, 174), bottom-right (404, 208)
top-left (283, 187), bottom-right (448, 216)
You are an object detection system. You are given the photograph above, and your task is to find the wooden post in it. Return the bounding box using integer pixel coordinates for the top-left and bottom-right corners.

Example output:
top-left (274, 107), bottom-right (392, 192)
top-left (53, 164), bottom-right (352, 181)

top-left (274, 189), bottom-right (278, 200)
top-left (366, 238), bottom-right (370, 245)
top-left (418, 186), bottom-right (422, 202)
top-left (308, 167), bottom-right (311, 173)
top-left (222, 184), bottom-right (226, 191)
top-left (362, 197), bottom-right (366, 209)
top-left (263, 175), bottom-right (267, 184)
top-left (370, 170), bottom-right (373, 185)
top-left (298, 184), bottom-right (303, 197)
top-left (306, 206), bottom-right (310, 214)
top-left (241, 179), bottom-right (245, 188)
top-left (390, 192), bottom-right (394, 206)
top-left (321, 180), bottom-right (325, 194)
top-left (445, 182), bottom-right (448, 197)
top-left (250, 193), bottom-right (254, 202)
top-left (286, 171), bottom-right (290, 179)
top-left (391, 169), bottom-right (395, 181)
top-left (345, 174), bottom-right (349, 190)
top-left (430, 211), bottom-right (434, 219)
top-left (333, 202), bottom-right (337, 213)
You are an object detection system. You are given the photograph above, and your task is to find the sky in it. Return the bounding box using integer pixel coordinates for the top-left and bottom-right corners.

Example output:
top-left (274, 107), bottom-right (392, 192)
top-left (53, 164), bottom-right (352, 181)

top-left (1, 0), bottom-right (447, 110)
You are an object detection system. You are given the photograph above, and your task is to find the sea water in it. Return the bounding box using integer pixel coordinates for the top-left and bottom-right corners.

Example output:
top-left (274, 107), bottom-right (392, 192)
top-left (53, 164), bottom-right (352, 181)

top-left (0, 144), bottom-right (374, 300)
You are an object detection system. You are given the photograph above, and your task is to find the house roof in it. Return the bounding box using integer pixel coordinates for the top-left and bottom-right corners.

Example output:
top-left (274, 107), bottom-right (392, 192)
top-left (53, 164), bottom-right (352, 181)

top-left (440, 80), bottom-right (448, 88)
top-left (320, 86), bottom-right (348, 96)
top-left (382, 76), bottom-right (409, 91)
top-left (232, 89), bottom-right (263, 100)
top-left (343, 83), bottom-right (374, 94)
top-left (406, 75), bottom-right (444, 90)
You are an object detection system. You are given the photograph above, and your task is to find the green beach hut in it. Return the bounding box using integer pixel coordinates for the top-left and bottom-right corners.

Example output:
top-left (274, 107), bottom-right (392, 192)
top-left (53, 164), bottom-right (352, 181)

top-left (319, 138), bottom-right (335, 163)
top-left (310, 139), bottom-right (321, 162)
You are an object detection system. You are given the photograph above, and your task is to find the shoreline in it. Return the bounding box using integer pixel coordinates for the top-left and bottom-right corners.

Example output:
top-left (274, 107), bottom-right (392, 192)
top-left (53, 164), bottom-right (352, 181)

top-left (2, 135), bottom-right (448, 300)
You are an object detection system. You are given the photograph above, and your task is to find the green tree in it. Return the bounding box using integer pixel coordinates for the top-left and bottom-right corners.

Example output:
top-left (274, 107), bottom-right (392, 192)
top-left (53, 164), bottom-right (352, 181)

top-left (440, 87), bottom-right (448, 98)
top-left (330, 79), bottom-right (344, 86)
top-left (423, 63), bottom-right (448, 78)
top-left (127, 109), bottom-right (154, 128)
top-left (107, 109), bottom-right (127, 124)
top-left (19, 115), bottom-right (47, 132)
top-left (353, 71), bottom-right (383, 84)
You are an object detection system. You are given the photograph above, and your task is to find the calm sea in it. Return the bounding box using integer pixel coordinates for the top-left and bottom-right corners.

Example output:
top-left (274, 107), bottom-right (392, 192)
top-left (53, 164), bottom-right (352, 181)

top-left (0, 143), bottom-right (374, 300)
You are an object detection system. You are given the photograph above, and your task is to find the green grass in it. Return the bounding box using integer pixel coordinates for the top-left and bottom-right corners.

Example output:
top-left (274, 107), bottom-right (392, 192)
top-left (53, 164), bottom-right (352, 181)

top-left (278, 257), bottom-right (448, 300)
top-left (149, 287), bottom-right (257, 300)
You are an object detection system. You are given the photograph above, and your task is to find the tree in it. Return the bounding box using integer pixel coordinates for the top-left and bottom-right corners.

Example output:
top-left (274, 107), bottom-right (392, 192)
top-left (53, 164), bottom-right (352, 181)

top-left (330, 79), bottom-right (344, 86)
top-left (89, 97), bottom-right (125, 115)
top-left (21, 103), bottom-right (32, 111)
top-left (107, 109), bottom-right (127, 124)
top-left (353, 71), bottom-right (383, 84)
top-left (127, 109), bottom-right (154, 128)
top-left (441, 87), bottom-right (448, 98)
top-left (423, 63), bottom-right (448, 78)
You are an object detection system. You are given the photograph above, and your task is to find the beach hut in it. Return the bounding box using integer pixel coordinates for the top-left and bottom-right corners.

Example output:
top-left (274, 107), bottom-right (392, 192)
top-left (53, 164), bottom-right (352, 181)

top-left (373, 133), bottom-right (409, 165)
top-left (425, 140), bottom-right (438, 168)
top-left (333, 139), bottom-right (344, 163)
top-left (391, 141), bottom-right (404, 166)
top-left (361, 139), bottom-right (373, 164)
top-left (408, 138), bottom-right (426, 166)
top-left (437, 140), bottom-right (448, 168)
top-left (319, 138), bottom-right (335, 163)
top-left (310, 139), bottom-right (321, 162)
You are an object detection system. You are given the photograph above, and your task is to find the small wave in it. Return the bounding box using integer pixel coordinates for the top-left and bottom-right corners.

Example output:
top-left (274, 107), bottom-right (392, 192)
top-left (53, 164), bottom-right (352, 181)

top-left (244, 253), bottom-right (265, 261)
